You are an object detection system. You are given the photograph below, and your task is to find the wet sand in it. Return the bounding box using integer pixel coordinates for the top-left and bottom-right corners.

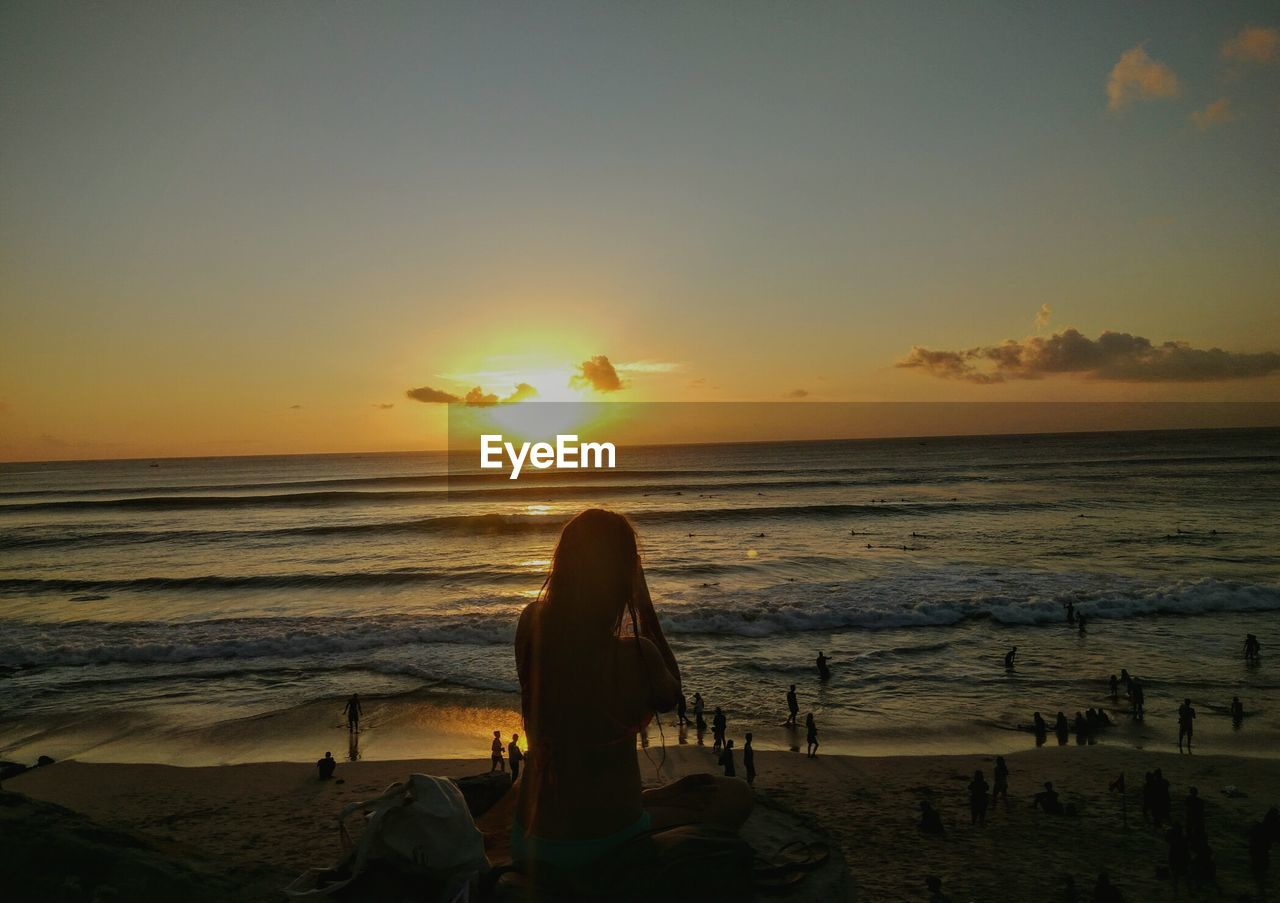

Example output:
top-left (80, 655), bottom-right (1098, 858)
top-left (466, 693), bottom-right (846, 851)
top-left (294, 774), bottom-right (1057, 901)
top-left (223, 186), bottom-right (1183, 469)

top-left (8, 744), bottom-right (1279, 902)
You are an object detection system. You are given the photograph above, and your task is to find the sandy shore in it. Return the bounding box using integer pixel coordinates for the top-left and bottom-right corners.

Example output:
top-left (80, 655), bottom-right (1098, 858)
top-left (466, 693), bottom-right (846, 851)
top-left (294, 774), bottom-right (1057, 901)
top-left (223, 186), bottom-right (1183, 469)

top-left (7, 744), bottom-right (1279, 902)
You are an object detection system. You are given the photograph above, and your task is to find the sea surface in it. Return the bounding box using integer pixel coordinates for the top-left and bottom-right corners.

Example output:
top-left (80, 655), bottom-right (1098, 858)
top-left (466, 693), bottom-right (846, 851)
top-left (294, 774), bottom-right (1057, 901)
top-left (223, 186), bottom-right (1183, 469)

top-left (2, 428), bottom-right (1278, 764)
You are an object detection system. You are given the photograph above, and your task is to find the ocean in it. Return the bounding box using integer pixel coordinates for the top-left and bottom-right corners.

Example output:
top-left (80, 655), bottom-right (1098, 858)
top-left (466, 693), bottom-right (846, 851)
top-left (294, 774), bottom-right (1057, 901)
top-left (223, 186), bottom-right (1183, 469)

top-left (2, 428), bottom-right (1278, 765)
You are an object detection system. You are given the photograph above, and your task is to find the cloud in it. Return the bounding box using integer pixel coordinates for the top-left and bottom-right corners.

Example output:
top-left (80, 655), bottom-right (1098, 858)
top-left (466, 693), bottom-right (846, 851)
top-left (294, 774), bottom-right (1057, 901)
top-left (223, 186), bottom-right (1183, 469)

top-left (617, 360), bottom-right (681, 373)
top-left (785, 388), bottom-right (810, 399)
top-left (406, 383), bottom-right (538, 405)
top-left (289, 404), bottom-right (303, 410)
top-left (897, 328), bottom-right (1280, 383)
top-left (570, 355), bottom-right (625, 393)
top-left (1106, 45), bottom-right (1180, 112)
top-left (1223, 26), bottom-right (1280, 65)
top-left (1191, 97), bottom-right (1235, 130)
top-left (373, 403), bottom-right (395, 410)
top-left (1034, 304), bottom-right (1052, 332)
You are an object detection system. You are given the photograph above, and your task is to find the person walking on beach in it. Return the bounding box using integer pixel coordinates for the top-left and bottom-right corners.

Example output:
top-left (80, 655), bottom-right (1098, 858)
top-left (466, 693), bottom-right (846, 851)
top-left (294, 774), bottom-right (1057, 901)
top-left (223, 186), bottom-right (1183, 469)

top-left (508, 733), bottom-right (524, 782)
top-left (712, 707), bottom-right (727, 753)
top-left (786, 684), bottom-right (799, 726)
top-left (743, 732), bottom-right (756, 787)
top-left (490, 730), bottom-right (505, 772)
top-left (1004, 646), bottom-right (1016, 669)
top-left (343, 693), bottom-right (363, 731)
top-left (992, 756), bottom-right (1009, 808)
top-left (720, 738), bottom-right (736, 778)
top-left (816, 651), bottom-right (831, 682)
top-left (676, 691), bottom-right (690, 727)
top-left (693, 692), bottom-right (706, 732)
top-left (968, 770), bottom-right (990, 826)
top-left (1178, 698), bottom-right (1196, 752)
top-left (805, 713), bottom-right (819, 757)
top-left (1244, 633), bottom-right (1261, 661)
top-left (511, 509), bottom-right (751, 870)
top-left (1231, 695), bottom-right (1244, 728)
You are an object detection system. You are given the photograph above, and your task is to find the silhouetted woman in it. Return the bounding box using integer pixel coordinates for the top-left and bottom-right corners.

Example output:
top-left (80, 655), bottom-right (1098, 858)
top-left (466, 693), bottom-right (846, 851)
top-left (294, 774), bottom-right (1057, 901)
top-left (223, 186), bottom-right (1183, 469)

top-left (513, 509), bottom-right (751, 871)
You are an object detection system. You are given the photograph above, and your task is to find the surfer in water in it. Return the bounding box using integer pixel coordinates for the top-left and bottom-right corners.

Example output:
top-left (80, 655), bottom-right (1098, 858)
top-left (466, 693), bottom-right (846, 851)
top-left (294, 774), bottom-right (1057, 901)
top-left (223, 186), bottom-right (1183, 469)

top-left (816, 651), bottom-right (831, 682)
top-left (1004, 646), bottom-right (1017, 670)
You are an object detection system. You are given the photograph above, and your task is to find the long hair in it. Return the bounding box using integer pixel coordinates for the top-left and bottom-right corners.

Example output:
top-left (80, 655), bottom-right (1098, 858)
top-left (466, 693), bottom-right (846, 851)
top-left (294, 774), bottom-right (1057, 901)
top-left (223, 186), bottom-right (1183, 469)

top-left (518, 509), bottom-right (641, 735)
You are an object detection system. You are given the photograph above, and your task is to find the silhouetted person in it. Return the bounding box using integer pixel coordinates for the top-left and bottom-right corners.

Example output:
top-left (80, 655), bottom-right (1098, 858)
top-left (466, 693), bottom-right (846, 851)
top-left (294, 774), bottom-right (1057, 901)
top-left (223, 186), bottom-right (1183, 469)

top-left (1073, 711), bottom-right (1087, 745)
top-left (1244, 633), bottom-right (1261, 661)
top-left (490, 730), bottom-right (505, 772)
top-left (1004, 646), bottom-right (1016, 669)
top-left (1184, 787), bottom-right (1205, 847)
top-left (969, 770), bottom-right (990, 826)
top-left (925, 875), bottom-right (952, 902)
top-left (786, 684), bottom-right (799, 726)
top-left (1055, 711), bottom-right (1070, 745)
top-left (743, 732), bottom-right (756, 786)
top-left (919, 800), bottom-right (944, 835)
top-left (1092, 871), bottom-right (1126, 903)
top-left (343, 693), bottom-right (363, 731)
top-left (1033, 711), bottom-right (1048, 746)
top-left (1120, 668), bottom-right (1132, 695)
top-left (992, 756), bottom-right (1009, 807)
top-left (676, 691), bottom-right (690, 727)
top-left (316, 751), bottom-right (336, 780)
top-left (1177, 698), bottom-right (1195, 752)
top-left (816, 651), bottom-right (830, 682)
top-left (1077, 614), bottom-right (1087, 635)
top-left (1065, 601), bottom-right (1075, 625)
top-left (1231, 695), bottom-right (1244, 728)
top-left (1033, 781), bottom-right (1063, 814)
top-left (1166, 823), bottom-right (1189, 890)
top-left (805, 713), bottom-right (819, 757)
top-left (508, 734), bottom-right (524, 782)
top-left (1130, 679), bottom-right (1145, 720)
top-left (1109, 674), bottom-right (1119, 699)
top-left (1151, 768), bottom-right (1171, 826)
top-left (718, 737), bottom-right (736, 777)
top-left (712, 707), bottom-right (727, 753)
top-left (692, 692), bottom-right (706, 732)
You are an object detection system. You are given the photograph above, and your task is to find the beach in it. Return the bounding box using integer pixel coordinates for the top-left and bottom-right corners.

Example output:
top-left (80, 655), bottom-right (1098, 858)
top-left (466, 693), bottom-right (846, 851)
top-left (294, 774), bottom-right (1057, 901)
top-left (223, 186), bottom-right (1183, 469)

top-left (7, 743), bottom-right (1279, 901)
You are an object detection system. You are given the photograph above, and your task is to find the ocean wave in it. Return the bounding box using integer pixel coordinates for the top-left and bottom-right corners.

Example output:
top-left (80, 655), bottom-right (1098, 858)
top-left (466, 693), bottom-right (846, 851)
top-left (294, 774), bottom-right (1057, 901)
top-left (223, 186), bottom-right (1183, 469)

top-left (3, 576), bottom-right (1277, 670)
top-left (0, 567), bottom-right (532, 595)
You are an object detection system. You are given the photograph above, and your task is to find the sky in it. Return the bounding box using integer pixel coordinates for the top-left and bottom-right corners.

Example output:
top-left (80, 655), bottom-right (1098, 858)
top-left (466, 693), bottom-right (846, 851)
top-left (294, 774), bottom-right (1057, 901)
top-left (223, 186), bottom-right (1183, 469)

top-left (1, 1), bottom-right (1278, 460)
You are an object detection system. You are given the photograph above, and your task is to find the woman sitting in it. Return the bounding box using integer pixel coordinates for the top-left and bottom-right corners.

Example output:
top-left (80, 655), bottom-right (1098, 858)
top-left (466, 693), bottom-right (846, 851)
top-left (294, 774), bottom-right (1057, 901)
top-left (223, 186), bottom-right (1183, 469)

top-left (512, 509), bottom-right (752, 871)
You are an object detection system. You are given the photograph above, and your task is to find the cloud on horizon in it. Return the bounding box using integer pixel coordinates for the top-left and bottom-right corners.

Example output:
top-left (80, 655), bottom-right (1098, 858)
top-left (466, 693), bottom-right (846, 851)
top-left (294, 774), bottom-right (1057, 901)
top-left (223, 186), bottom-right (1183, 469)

top-left (785, 388), bottom-right (810, 399)
top-left (1223, 26), bottom-right (1280, 65)
top-left (1191, 97), bottom-right (1235, 130)
top-left (374, 403), bottom-right (395, 409)
top-left (570, 355), bottom-right (625, 393)
top-left (406, 382), bottom-right (540, 406)
top-left (1107, 45), bottom-right (1180, 112)
top-left (897, 328), bottom-right (1280, 383)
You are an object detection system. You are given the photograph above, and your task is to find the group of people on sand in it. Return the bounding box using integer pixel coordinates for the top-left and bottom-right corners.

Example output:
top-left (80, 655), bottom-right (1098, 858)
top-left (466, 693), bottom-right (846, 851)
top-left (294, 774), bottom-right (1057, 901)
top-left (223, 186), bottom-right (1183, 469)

top-left (1030, 707), bottom-right (1114, 747)
top-left (489, 731), bottom-right (526, 781)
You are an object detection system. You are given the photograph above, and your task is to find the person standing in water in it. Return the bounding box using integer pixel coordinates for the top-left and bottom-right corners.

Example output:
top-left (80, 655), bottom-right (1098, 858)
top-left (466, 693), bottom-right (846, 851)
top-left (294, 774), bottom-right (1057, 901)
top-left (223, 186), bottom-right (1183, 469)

top-left (490, 730), bottom-right (506, 772)
top-left (1065, 601), bottom-right (1075, 625)
top-left (343, 693), bottom-right (363, 732)
top-left (1231, 696), bottom-right (1244, 729)
top-left (508, 733), bottom-right (525, 782)
top-left (1004, 646), bottom-right (1017, 669)
top-left (1077, 614), bottom-right (1087, 635)
top-left (1178, 698), bottom-right (1196, 752)
top-left (805, 713), bottom-right (819, 757)
top-left (743, 733), bottom-right (756, 787)
top-left (816, 651), bottom-right (831, 682)
top-left (786, 685), bottom-right (799, 726)
top-left (1244, 633), bottom-right (1261, 661)
top-left (720, 738), bottom-right (736, 778)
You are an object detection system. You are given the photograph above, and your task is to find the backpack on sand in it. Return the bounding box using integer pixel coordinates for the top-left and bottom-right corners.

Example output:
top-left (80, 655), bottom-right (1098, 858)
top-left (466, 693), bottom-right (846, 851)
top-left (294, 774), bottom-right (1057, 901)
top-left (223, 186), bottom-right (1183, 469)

top-left (286, 774), bottom-right (489, 902)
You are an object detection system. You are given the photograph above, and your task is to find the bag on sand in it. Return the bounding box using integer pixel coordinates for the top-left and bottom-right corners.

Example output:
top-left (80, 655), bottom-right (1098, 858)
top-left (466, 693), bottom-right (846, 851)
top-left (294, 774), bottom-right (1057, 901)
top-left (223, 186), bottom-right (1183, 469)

top-left (286, 774), bottom-right (489, 902)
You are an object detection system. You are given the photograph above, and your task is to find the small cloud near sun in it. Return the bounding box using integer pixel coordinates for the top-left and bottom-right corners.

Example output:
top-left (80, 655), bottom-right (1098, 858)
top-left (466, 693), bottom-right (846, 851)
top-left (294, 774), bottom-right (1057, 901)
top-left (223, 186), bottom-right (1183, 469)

top-left (373, 403), bottom-right (395, 410)
top-left (785, 389), bottom-right (810, 399)
top-left (1034, 304), bottom-right (1052, 332)
top-left (1191, 98), bottom-right (1234, 131)
top-left (1223, 26), bottom-right (1280, 65)
top-left (570, 355), bottom-right (625, 393)
top-left (406, 383), bottom-right (540, 406)
top-left (289, 404), bottom-right (302, 410)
